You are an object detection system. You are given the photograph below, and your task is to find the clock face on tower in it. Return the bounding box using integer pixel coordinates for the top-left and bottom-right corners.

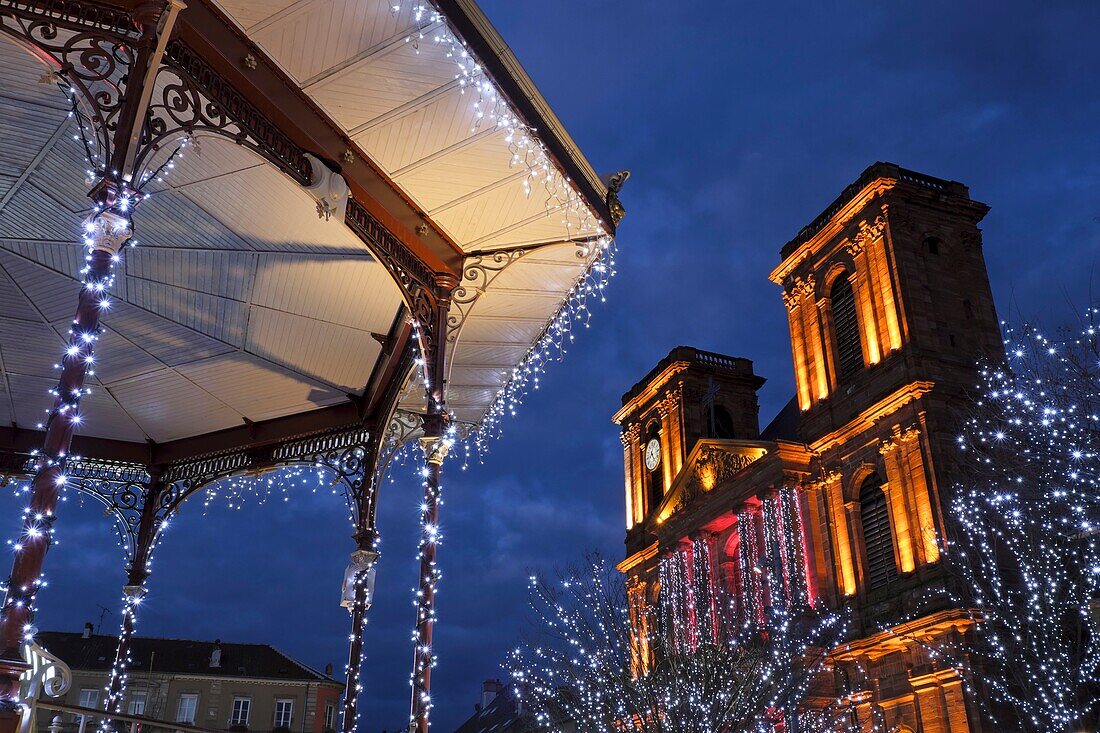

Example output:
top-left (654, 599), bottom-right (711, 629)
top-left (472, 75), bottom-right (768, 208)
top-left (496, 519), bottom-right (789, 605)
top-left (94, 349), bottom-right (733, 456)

top-left (644, 437), bottom-right (661, 471)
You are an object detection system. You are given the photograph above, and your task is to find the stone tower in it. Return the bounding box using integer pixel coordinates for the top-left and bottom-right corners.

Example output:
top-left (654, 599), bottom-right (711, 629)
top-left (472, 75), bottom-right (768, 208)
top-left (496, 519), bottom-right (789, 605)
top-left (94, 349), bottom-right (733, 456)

top-left (770, 161), bottom-right (1000, 604)
top-left (613, 347), bottom-right (766, 548)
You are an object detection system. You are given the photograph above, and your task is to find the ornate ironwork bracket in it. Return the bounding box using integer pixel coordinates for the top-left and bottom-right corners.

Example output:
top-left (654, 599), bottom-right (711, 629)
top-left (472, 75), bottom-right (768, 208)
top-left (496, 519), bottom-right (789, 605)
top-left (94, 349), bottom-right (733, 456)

top-left (160, 425), bottom-right (375, 527)
top-left (0, 1), bottom-right (137, 168)
top-left (60, 457), bottom-right (154, 567)
top-left (376, 409), bottom-right (423, 480)
top-left (446, 248), bottom-right (528, 345)
top-left (344, 199), bottom-right (458, 386)
top-left (151, 40), bottom-right (312, 184)
top-left (0, 0), bottom-right (313, 198)
top-left (0, 454), bottom-right (161, 571)
top-left (0, 422), bottom-right (382, 560)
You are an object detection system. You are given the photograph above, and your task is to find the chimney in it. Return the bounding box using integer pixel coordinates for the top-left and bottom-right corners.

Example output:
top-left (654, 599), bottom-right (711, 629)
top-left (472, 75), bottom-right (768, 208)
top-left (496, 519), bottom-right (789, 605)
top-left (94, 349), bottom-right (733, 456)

top-left (324, 663), bottom-right (333, 676)
top-left (82, 622), bottom-right (93, 639)
top-left (481, 679), bottom-right (503, 709)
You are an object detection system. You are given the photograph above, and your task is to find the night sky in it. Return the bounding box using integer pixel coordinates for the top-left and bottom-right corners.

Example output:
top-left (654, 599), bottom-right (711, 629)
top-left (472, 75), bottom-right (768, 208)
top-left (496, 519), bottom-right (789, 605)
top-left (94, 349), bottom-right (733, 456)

top-left (4, 1), bottom-right (1100, 731)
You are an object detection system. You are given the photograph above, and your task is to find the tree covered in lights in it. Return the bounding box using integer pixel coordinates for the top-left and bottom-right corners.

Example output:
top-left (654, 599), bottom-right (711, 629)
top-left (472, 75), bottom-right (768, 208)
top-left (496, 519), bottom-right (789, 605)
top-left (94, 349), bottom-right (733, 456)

top-left (508, 555), bottom-right (858, 733)
top-left (935, 312), bottom-right (1100, 732)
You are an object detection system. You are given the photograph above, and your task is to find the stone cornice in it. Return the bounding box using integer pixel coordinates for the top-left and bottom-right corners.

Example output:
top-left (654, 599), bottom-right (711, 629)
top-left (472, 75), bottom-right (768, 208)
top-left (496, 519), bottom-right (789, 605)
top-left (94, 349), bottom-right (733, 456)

top-left (829, 608), bottom-right (979, 662)
top-left (782, 273), bottom-right (816, 312)
top-left (612, 363), bottom-right (689, 425)
top-left (770, 178), bottom-right (896, 285)
top-left (617, 541), bottom-right (659, 575)
top-left (808, 380), bottom-right (935, 454)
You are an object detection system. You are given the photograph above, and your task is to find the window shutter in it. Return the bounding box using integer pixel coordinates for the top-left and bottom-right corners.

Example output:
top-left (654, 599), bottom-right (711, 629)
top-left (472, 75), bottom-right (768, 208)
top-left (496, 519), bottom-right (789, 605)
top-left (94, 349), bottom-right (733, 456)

top-left (859, 474), bottom-right (898, 589)
top-left (831, 273), bottom-right (863, 379)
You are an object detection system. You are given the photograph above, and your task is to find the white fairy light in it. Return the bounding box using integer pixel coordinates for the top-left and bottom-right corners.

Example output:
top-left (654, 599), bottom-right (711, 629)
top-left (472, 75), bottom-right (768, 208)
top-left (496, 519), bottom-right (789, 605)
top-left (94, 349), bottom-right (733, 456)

top-left (509, 555), bottom-right (857, 732)
top-left (390, 1), bottom-right (619, 462)
top-left (882, 313), bottom-right (1100, 732)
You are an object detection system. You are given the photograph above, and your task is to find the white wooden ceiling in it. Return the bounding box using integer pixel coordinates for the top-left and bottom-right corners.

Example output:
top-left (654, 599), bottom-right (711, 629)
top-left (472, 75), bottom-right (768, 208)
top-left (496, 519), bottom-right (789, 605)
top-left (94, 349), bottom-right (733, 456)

top-left (0, 0), bottom-right (608, 442)
top-left (0, 40), bottom-right (404, 443)
top-left (213, 0), bottom-right (606, 430)
top-left (214, 0), bottom-right (577, 254)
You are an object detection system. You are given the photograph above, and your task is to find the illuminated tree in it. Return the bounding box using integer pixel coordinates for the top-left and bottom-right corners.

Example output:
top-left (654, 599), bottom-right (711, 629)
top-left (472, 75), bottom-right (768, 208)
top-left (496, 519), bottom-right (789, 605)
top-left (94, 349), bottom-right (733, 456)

top-left (937, 311), bottom-right (1100, 732)
top-left (508, 555), bottom-right (856, 733)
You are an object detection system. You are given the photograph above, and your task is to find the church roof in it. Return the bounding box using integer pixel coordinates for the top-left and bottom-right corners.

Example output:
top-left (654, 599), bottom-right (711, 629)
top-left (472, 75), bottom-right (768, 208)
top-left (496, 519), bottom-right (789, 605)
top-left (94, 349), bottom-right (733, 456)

top-left (760, 395), bottom-right (801, 441)
top-left (619, 346), bottom-right (762, 409)
top-left (779, 161), bottom-right (970, 261)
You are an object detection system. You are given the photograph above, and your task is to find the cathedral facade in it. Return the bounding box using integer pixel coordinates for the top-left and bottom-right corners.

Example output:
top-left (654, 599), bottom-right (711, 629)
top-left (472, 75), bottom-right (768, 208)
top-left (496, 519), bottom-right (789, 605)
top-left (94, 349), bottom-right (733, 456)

top-left (616, 163), bottom-right (1001, 732)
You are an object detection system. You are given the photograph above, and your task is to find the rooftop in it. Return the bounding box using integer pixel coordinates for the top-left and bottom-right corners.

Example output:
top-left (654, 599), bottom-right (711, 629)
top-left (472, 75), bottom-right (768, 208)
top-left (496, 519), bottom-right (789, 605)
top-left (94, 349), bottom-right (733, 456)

top-left (37, 631), bottom-right (339, 684)
top-left (452, 685), bottom-right (531, 733)
top-left (779, 161), bottom-right (970, 261)
top-left (620, 346), bottom-right (761, 408)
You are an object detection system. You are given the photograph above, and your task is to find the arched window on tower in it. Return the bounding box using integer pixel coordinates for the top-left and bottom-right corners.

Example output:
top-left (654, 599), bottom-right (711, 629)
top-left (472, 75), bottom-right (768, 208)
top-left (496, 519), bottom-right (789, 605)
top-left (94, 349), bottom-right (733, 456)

top-left (858, 473), bottom-right (898, 590)
top-left (646, 423), bottom-right (663, 513)
top-left (830, 272), bottom-right (863, 380)
top-left (713, 405), bottom-right (736, 439)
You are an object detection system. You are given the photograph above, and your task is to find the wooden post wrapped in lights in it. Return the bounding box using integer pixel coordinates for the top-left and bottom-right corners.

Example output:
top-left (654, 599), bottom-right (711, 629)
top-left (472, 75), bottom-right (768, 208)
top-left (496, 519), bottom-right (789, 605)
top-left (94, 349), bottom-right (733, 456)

top-left (0, 212), bottom-right (130, 719)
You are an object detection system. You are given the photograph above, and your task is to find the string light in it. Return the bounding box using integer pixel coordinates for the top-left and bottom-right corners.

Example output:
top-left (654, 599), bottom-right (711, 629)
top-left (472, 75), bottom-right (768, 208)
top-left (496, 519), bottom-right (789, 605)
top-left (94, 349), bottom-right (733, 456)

top-left (391, 1), bottom-right (619, 462)
top-left (866, 314), bottom-right (1100, 733)
top-left (911, 314), bottom-right (1100, 733)
top-left (0, 57), bottom-right (202, 718)
top-left (509, 555), bottom-right (853, 732)
top-left (5, 7), bottom-right (621, 730)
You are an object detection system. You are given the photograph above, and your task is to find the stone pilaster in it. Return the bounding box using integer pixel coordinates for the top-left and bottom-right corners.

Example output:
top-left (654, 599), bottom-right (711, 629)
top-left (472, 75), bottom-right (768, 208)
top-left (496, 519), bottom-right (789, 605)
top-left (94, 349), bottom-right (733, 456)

top-left (822, 473), bottom-right (857, 597)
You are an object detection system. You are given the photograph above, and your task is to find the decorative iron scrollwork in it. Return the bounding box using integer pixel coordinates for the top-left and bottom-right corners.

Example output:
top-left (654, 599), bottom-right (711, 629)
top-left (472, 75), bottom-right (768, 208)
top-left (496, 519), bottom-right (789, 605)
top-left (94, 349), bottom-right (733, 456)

top-left (447, 249), bottom-right (527, 344)
top-left (151, 41), bottom-right (312, 185)
top-left (55, 457), bottom-right (152, 565)
top-left (159, 425), bottom-right (375, 525)
top-left (344, 199), bottom-right (455, 373)
top-left (0, 0), bottom-right (136, 36)
top-left (377, 409), bottom-right (423, 479)
top-left (0, 4), bottom-right (135, 166)
top-left (0, 2), bottom-right (312, 193)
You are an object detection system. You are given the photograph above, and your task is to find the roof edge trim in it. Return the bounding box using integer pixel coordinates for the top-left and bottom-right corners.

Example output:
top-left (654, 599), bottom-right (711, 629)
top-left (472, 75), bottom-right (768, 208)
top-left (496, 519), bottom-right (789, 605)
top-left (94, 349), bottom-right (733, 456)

top-left (431, 0), bottom-right (616, 233)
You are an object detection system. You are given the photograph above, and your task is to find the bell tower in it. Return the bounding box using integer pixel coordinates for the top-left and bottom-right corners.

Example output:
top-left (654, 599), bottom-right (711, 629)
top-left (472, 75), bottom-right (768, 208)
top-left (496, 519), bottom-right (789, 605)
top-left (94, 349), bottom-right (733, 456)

top-left (613, 347), bottom-right (765, 552)
top-left (770, 162), bottom-right (1000, 439)
top-left (770, 161), bottom-right (1001, 605)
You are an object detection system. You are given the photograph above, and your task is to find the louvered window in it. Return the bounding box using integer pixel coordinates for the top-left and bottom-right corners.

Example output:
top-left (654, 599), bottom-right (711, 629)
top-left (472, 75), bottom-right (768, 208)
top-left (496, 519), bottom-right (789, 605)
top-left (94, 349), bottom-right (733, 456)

top-left (831, 273), bottom-right (863, 379)
top-left (859, 474), bottom-right (898, 589)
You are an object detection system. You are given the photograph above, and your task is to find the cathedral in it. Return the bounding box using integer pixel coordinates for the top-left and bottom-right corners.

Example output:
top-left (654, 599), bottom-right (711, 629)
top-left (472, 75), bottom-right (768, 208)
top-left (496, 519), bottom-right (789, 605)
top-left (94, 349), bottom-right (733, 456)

top-left (615, 162), bottom-right (1001, 732)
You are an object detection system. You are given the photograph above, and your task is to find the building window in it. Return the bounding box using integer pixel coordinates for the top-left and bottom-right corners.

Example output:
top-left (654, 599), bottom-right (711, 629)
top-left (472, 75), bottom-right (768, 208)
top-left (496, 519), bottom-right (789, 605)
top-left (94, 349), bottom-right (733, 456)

top-left (859, 473), bottom-right (898, 589)
top-left (323, 703), bottom-right (336, 732)
top-left (924, 236), bottom-right (941, 254)
top-left (127, 690), bottom-right (147, 716)
top-left (231, 697), bottom-right (252, 728)
top-left (274, 699), bottom-right (294, 729)
top-left (713, 405), bottom-right (736, 439)
top-left (79, 689), bottom-right (99, 710)
top-left (78, 688), bottom-right (99, 725)
top-left (830, 272), bottom-right (863, 379)
top-left (176, 694), bottom-right (198, 724)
